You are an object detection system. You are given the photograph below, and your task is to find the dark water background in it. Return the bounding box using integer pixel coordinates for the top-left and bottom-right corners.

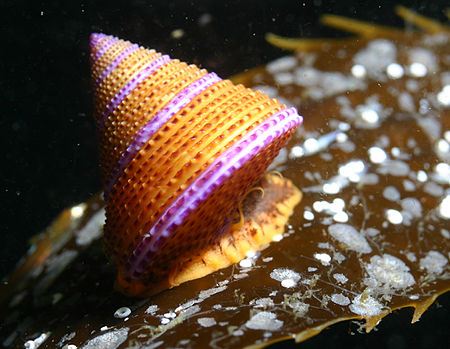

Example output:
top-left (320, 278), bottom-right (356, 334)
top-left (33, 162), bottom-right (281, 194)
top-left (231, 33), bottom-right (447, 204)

top-left (1, 0), bottom-right (449, 347)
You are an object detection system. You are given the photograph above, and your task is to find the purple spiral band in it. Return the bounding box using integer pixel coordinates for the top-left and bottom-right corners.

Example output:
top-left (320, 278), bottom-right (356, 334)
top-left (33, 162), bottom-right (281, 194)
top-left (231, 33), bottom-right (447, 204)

top-left (97, 54), bottom-right (171, 130)
top-left (94, 44), bottom-right (140, 91)
top-left (104, 72), bottom-right (222, 199)
top-left (90, 34), bottom-right (118, 65)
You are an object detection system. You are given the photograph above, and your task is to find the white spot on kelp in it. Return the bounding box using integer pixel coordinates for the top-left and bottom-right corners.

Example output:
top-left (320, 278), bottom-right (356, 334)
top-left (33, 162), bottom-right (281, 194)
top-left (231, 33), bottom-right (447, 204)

top-left (369, 146), bottom-right (387, 164)
top-left (328, 224), bottom-right (372, 254)
top-left (81, 328), bottom-right (129, 349)
top-left (245, 312), bottom-right (283, 331)
top-left (409, 62), bottom-right (427, 77)
top-left (439, 195), bottom-right (450, 219)
top-left (333, 273), bottom-right (348, 284)
top-left (197, 317), bottom-right (217, 328)
top-left (331, 293), bottom-right (351, 306)
top-left (386, 209), bottom-right (403, 224)
top-left (420, 251), bottom-right (448, 274)
top-left (386, 63), bottom-right (404, 79)
top-left (364, 254), bottom-right (415, 290)
top-left (383, 186), bottom-right (400, 201)
top-left (349, 293), bottom-right (383, 317)
top-left (314, 253), bottom-right (331, 266)
top-left (270, 268), bottom-right (301, 288)
top-left (351, 64), bottom-right (366, 78)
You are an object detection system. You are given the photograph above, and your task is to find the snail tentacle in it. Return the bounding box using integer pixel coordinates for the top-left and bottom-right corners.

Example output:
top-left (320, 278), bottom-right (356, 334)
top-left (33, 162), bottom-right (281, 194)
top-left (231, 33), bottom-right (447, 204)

top-left (231, 186), bottom-right (265, 232)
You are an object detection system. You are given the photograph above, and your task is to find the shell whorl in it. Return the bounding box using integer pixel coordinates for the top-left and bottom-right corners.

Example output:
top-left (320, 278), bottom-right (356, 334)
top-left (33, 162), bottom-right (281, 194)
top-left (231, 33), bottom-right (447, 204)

top-left (90, 33), bottom-right (302, 295)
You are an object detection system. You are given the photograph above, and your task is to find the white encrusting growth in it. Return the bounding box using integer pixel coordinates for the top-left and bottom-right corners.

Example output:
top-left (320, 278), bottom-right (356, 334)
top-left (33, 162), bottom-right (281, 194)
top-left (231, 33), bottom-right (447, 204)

top-left (434, 162), bottom-right (450, 184)
top-left (409, 62), bottom-right (427, 77)
top-left (331, 293), bottom-right (351, 306)
top-left (251, 297), bottom-right (275, 308)
top-left (81, 328), bottom-right (129, 349)
top-left (436, 138), bottom-right (450, 154)
top-left (322, 182), bottom-right (340, 195)
top-left (333, 273), bottom-right (348, 284)
top-left (368, 146), bottom-right (387, 164)
top-left (420, 251), bottom-right (448, 274)
top-left (377, 160), bottom-right (410, 177)
top-left (423, 181), bottom-right (443, 197)
top-left (386, 63), bottom-right (404, 79)
top-left (439, 195), bottom-right (450, 219)
top-left (290, 131), bottom-right (341, 159)
top-left (270, 268), bottom-right (301, 288)
top-left (401, 198), bottom-right (422, 218)
top-left (386, 209), bottom-right (403, 224)
top-left (328, 224), bottom-right (372, 254)
top-left (239, 258), bottom-right (254, 268)
top-left (351, 64), bottom-right (366, 78)
top-left (398, 92), bottom-right (416, 112)
top-left (313, 198), bottom-right (349, 223)
top-left (245, 312), bottom-right (283, 331)
top-left (417, 170), bottom-right (428, 182)
top-left (145, 305), bottom-right (159, 314)
top-left (339, 160), bottom-right (366, 182)
top-left (289, 145), bottom-right (304, 158)
top-left (314, 253), bottom-right (331, 266)
top-left (445, 130), bottom-right (450, 143)
top-left (403, 179), bottom-right (415, 192)
top-left (303, 210), bottom-right (315, 221)
top-left (197, 317), bottom-right (217, 328)
top-left (383, 186), bottom-right (400, 201)
top-left (349, 293), bottom-right (383, 316)
top-left (364, 254), bottom-right (415, 290)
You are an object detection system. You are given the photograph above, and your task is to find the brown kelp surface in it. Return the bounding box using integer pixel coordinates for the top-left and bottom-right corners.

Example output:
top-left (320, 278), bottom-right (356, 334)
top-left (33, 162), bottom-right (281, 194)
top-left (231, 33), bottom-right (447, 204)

top-left (1, 7), bottom-right (449, 348)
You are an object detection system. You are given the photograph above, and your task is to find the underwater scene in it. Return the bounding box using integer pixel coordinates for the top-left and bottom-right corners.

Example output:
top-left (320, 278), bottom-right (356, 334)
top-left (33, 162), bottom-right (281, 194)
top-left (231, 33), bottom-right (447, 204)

top-left (1, 1), bottom-right (449, 348)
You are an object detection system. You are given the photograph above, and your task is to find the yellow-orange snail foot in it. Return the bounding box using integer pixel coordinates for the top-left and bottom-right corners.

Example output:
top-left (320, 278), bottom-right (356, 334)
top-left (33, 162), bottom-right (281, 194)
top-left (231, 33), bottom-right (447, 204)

top-left (115, 174), bottom-right (302, 297)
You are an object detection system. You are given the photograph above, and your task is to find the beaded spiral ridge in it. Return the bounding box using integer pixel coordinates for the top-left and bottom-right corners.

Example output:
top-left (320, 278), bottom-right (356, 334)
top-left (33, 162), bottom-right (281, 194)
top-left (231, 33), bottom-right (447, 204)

top-left (90, 33), bottom-right (303, 292)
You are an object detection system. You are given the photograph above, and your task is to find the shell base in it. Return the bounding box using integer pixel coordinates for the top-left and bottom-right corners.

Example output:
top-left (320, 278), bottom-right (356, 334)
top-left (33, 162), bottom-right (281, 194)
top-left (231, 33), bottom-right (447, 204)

top-left (115, 174), bottom-right (302, 297)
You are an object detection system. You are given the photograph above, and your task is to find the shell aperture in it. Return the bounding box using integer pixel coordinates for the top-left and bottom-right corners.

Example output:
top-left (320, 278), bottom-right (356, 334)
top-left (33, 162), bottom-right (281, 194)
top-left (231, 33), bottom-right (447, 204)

top-left (89, 33), bottom-right (302, 296)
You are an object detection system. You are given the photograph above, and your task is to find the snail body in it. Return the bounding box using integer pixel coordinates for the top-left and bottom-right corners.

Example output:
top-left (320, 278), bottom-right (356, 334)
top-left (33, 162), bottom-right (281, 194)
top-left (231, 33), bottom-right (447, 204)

top-left (90, 33), bottom-right (302, 296)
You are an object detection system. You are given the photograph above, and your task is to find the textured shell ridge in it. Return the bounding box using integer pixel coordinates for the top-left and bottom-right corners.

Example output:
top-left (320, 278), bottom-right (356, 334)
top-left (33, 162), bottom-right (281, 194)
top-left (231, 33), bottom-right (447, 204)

top-left (104, 72), bottom-right (222, 198)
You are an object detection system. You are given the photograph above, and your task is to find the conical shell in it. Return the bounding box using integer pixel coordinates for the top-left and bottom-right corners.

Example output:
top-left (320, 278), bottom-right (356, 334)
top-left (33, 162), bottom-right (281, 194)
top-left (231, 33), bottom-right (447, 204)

top-left (90, 33), bottom-right (302, 295)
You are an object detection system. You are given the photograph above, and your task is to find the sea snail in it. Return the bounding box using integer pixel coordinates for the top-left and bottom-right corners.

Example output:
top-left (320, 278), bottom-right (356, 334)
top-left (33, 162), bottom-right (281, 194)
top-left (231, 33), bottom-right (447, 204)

top-left (90, 33), bottom-right (303, 297)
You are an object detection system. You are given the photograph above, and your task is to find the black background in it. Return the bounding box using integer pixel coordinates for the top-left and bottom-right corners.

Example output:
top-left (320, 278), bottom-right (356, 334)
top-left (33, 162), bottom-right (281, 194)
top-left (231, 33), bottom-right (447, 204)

top-left (1, 0), bottom-right (448, 348)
